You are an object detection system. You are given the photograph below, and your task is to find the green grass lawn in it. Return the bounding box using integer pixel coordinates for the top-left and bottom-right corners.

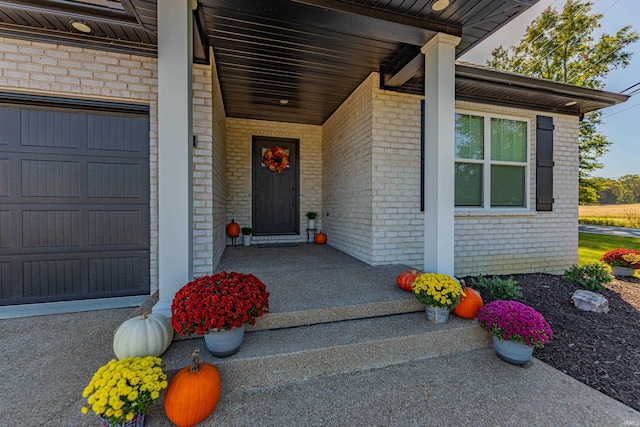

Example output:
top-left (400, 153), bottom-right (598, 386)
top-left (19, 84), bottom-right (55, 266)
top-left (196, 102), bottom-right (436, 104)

top-left (578, 232), bottom-right (640, 277)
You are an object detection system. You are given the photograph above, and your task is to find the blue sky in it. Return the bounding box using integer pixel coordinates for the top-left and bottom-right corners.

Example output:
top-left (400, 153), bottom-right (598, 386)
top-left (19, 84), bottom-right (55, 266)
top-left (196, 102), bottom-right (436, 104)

top-left (460, 0), bottom-right (639, 179)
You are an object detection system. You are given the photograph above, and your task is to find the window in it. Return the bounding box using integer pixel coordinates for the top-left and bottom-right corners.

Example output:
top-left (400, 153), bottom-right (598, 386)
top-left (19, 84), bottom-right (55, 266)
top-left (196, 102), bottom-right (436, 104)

top-left (455, 112), bottom-right (528, 208)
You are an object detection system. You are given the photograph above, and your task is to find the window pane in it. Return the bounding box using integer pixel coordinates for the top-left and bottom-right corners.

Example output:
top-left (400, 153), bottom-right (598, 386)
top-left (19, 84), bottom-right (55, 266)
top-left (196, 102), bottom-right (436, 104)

top-left (455, 163), bottom-right (483, 207)
top-left (455, 114), bottom-right (484, 160)
top-left (491, 165), bottom-right (525, 207)
top-left (491, 118), bottom-right (527, 162)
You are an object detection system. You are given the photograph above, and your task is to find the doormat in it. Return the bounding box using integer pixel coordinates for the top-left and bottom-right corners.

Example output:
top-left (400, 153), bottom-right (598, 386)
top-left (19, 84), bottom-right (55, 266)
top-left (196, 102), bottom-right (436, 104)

top-left (258, 243), bottom-right (299, 248)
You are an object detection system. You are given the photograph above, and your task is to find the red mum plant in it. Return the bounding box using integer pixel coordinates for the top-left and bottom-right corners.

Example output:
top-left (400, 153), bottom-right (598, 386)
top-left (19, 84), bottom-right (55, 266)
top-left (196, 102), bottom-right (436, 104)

top-left (171, 271), bottom-right (270, 336)
top-left (600, 248), bottom-right (640, 269)
top-left (477, 300), bottom-right (553, 349)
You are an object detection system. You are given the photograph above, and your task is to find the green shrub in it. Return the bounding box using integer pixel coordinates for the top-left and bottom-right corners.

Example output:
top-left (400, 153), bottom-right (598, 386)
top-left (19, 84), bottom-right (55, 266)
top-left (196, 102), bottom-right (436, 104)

top-left (470, 275), bottom-right (522, 301)
top-left (579, 217), bottom-right (634, 228)
top-left (563, 263), bottom-right (613, 291)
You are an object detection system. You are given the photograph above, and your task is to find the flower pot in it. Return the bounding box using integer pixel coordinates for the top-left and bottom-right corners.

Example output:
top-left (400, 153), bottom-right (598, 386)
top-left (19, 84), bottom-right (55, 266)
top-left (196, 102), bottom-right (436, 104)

top-left (204, 325), bottom-right (245, 357)
top-left (425, 305), bottom-right (449, 324)
top-left (611, 266), bottom-right (636, 277)
top-left (242, 235), bottom-right (251, 246)
top-left (307, 219), bottom-right (315, 230)
top-left (492, 336), bottom-right (534, 365)
top-left (101, 413), bottom-right (145, 427)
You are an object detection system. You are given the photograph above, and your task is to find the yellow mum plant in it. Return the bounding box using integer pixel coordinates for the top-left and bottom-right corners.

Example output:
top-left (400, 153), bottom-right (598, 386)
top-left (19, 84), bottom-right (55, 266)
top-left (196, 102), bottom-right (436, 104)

top-left (81, 356), bottom-right (167, 426)
top-left (412, 273), bottom-right (465, 310)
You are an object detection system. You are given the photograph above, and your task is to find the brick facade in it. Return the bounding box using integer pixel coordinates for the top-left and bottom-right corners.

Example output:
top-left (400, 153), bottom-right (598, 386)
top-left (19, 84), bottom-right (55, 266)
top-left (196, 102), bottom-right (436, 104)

top-left (322, 75), bottom-right (375, 262)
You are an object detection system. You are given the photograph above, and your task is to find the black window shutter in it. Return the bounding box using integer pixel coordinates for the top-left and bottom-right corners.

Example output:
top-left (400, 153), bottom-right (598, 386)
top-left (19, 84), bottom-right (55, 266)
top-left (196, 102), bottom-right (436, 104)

top-left (420, 99), bottom-right (425, 212)
top-left (536, 115), bottom-right (554, 211)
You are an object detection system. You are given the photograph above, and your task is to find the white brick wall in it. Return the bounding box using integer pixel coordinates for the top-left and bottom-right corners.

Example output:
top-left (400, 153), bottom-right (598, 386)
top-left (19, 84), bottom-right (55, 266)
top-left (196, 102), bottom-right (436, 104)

top-left (0, 37), bottom-right (227, 291)
top-left (371, 83), bottom-right (423, 266)
top-left (210, 52), bottom-right (228, 269)
top-left (192, 64), bottom-right (214, 277)
top-left (225, 118), bottom-right (322, 244)
top-left (322, 75), bottom-right (375, 262)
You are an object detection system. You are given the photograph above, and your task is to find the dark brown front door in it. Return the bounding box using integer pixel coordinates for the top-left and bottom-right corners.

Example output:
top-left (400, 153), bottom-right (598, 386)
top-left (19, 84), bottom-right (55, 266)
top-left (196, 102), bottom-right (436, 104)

top-left (252, 136), bottom-right (299, 235)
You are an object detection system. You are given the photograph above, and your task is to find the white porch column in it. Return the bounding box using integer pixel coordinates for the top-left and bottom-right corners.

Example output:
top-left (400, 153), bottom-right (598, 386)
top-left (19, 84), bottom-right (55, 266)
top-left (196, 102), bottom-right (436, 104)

top-left (153, 0), bottom-right (194, 317)
top-left (421, 33), bottom-right (460, 275)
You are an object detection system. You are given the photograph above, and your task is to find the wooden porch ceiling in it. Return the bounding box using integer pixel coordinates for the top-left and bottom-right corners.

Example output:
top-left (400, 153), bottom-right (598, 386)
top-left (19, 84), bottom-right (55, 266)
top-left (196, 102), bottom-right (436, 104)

top-left (1, 1), bottom-right (626, 126)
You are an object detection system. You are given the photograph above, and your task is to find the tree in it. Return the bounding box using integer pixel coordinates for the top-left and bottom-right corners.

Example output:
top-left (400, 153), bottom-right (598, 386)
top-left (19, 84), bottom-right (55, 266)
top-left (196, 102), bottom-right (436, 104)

top-left (487, 0), bottom-right (638, 204)
top-left (617, 174), bottom-right (640, 203)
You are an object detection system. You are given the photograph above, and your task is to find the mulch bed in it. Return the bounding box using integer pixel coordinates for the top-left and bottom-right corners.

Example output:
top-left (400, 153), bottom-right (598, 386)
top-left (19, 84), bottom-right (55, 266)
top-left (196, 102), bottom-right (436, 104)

top-left (464, 273), bottom-right (640, 412)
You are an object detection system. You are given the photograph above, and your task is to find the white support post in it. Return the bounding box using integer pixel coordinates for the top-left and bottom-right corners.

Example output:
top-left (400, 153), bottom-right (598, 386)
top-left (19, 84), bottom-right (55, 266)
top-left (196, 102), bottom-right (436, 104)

top-left (153, 0), bottom-right (194, 317)
top-left (421, 33), bottom-right (460, 275)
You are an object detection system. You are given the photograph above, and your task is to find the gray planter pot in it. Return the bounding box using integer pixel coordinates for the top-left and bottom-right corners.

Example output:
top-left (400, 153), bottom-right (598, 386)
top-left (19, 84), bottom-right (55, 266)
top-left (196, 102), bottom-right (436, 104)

top-left (611, 266), bottom-right (636, 276)
top-left (492, 336), bottom-right (533, 365)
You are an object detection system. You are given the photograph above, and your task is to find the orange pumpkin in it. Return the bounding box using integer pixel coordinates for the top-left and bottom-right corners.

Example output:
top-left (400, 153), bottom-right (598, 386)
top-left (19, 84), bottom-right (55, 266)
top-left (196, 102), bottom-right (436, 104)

top-left (164, 349), bottom-right (221, 427)
top-left (396, 270), bottom-right (421, 292)
top-left (315, 232), bottom-right (327, 244)
top-left (226, 219), bottom-right (240, 237)
top-left (452, 287), bottom-right (484, 319)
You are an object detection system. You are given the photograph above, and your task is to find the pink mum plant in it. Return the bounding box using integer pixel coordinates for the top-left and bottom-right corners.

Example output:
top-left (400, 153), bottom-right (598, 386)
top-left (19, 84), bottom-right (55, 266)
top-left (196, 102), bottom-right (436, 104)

top-left (477, 300), bottom-right (553, 348)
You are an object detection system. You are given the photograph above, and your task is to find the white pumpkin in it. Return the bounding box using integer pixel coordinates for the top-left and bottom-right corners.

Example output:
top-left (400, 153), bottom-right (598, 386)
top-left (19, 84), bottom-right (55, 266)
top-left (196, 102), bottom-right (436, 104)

top-left (113, 313), bottom-right (173, 359)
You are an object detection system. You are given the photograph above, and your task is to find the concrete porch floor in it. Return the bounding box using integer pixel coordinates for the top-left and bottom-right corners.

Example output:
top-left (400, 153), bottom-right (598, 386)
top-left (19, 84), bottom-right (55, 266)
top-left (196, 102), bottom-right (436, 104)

top-left (0, 243), bottom-right (639, 426)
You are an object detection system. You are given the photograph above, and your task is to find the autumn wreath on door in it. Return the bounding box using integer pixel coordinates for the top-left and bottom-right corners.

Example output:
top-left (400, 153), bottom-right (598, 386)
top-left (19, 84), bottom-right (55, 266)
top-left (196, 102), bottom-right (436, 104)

top-left (262, 146), bottom-right (290, 173)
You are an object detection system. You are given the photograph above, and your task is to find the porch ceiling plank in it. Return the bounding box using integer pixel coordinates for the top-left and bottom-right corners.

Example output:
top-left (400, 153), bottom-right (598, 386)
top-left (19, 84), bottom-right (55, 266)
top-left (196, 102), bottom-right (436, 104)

top-left (207, 16), bottom-right (398, 62)
top-left (211, 38), bottom-right (389, 75)
top-left (200, 0), bottom-right (437, 46)
top-left (0, 0), bottom-right (141, 27)
top-left (0, 21), bottom-right (157, 56)
top-left (128, 0), bottom-right (157, 31)
top-left (288, 0), bottom-right (462, 37)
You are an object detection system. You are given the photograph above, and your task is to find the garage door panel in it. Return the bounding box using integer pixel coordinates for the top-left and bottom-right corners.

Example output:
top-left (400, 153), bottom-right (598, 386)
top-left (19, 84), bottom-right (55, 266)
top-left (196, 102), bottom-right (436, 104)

top-left (22, 258), bottom-right (83, 299)
top-left (88, 114), bottom-right (149, 154)
top-left (0, 106), bottom-right (20, 145)
top-left (21, 159), bottom-right (80, 198)
top-left (0, 100), bottom-right (150, 305)
top-left (89, 255), bottom-right (147, 293)
top-left (88, 210), bottom-right (146, 246)
top-left (22, 210), bottom-right (81, 248)
top-left (88, 162), bottom-right (145, 199)
top-left (0, 158), bottom-right (8, 195)
top-left (0, 263), bottom-right (10, 297)
top-left (0, 211), bottom-right (8, 247)
top-left (21, 109), bottom-right (84, 149)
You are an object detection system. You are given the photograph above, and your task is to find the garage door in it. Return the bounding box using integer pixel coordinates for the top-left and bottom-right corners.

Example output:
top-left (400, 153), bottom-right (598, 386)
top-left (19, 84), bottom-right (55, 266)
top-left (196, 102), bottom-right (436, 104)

top-left (0, 95), bottom-right (150, 306)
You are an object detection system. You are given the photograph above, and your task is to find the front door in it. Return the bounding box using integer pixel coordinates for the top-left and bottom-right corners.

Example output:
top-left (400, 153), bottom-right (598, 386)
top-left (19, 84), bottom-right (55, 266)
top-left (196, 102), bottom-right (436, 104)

top-left (252, 136), bottom-right (299, 235)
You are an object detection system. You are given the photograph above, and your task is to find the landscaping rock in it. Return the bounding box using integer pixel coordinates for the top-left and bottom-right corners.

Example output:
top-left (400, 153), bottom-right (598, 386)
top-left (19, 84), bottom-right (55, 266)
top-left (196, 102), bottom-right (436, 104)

top-left (572, 290), bottom-right (609, 314)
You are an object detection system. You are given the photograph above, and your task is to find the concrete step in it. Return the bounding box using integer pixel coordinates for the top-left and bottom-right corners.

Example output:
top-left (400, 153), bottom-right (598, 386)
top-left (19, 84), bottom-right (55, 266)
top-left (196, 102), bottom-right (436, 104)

top-left (162, 312), bottom-right (491, 394)
top-left (246, 297), bottom-right (425, 331)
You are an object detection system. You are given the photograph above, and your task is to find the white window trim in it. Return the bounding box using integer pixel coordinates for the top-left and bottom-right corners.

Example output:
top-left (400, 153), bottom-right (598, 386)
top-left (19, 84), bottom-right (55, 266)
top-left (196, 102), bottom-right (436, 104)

top-left (454, 109), bottom-right (531, 212)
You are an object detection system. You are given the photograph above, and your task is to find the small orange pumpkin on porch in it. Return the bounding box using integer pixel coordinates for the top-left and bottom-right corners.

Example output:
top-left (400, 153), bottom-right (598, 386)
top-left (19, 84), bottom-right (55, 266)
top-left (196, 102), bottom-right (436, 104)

top-left (164, 349), bottom-right (221, 427)
top-left (396, 270), bottom-right (421, 292)
top-left (314, 232), bottom-right (327, 244)
top-left (452, 285), bottom-right (484, 319)
top-left (226, 219), bottom-right (240, 237)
